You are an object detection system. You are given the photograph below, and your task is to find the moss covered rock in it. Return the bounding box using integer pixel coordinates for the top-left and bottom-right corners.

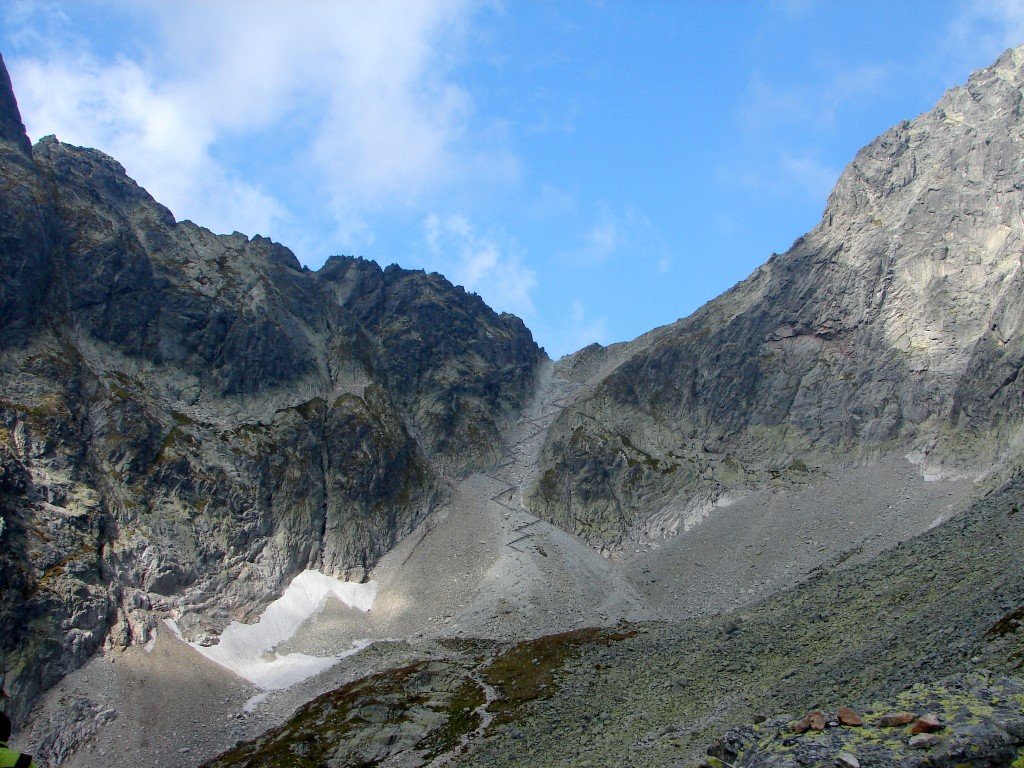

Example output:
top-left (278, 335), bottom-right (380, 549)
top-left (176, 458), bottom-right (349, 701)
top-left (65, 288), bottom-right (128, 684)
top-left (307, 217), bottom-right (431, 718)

top-left (702, 673), bottom-right (1024, 768)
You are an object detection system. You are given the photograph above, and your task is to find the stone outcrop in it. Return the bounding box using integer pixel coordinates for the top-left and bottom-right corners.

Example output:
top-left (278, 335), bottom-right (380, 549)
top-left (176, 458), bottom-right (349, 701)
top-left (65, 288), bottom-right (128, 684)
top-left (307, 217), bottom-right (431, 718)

top-left (701, 673), bottom-right (1024, 768)
top-left (200, 656), bottom-right (491, 768)
top-left (0, 55), bottom-right (543, 722)
top-left (529, 45), bottom-right (1024, 551)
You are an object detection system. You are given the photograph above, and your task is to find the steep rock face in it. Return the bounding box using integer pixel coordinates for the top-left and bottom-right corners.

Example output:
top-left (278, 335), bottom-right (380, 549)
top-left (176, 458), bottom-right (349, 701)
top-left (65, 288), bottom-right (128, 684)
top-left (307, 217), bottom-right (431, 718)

top-left (318, 256), bottom-right (541, 469)
top-left (530, 46), bottom-right (1024, 551)
top-left (0, 53), bottom-right (30, 156)
top-left (0, 57), bottom-right (543, 721)
top-left (0, 54), bottom-right (53, 346)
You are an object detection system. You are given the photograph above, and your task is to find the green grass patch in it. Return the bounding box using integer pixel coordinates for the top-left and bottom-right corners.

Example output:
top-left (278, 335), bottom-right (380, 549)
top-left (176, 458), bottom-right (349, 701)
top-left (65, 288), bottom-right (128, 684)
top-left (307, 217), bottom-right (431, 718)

top-left (414, 676), bottom-right (486, 760)
top-left (482, 627), bottom-right (634, 727)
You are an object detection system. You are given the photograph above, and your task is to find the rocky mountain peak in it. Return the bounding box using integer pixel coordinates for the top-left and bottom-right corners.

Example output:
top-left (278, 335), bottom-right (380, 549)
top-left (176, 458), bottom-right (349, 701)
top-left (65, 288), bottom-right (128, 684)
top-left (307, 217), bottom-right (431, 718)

top-left (987, 41), bottom-right (1024, 81)
top-left (0, 58), bottom-right (544, 724)
top-left (0, 53), bottom-right (31, 157)
top-left (528, 44), bottom-right (1024, 552)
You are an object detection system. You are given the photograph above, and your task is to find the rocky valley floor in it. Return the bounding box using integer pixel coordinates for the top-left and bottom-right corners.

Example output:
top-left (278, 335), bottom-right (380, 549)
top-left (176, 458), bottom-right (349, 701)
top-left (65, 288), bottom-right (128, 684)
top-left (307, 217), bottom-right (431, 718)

top-left (16, 360), bottom-right (1005, 768)
top-left (200, 463), bottom-right (1024, 768)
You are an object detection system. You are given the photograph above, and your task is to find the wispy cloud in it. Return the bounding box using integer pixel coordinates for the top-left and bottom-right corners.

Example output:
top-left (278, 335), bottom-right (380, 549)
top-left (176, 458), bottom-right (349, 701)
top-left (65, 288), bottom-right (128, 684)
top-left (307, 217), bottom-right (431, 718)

top-left (769, 0), bottom-right (818, 19)
top-left (528, 183), bottom-right (577, 220)
top-left (779, 152), bottom-right (840, 200)
top-left (727, 149), bottom-right (840, 203)
top-left (583, 218), bottom-right (618, 262)
top-left (563, 207), bottom-right (650, 266)
top-left (4, 0), bottom-right (504, 259)
top-left (563, 299), bottom-right (610, 356)
top-left (739, 65), bottom-right (888, 136)
top-left (727, 63), bottom-right (883, 201)
top-left (948, 0), bottom-right (1024, 62)
top-left (423, 213), bottom-right (536, 318)
top-left (528, 296), bottom-right (611, 359)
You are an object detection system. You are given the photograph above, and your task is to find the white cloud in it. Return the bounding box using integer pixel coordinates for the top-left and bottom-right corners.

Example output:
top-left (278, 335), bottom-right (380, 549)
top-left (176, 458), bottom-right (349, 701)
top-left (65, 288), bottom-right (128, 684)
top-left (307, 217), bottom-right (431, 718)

top-left (11, 52), bottom-right (286, 238)
top-left (4, 0), bottom-right (495, 257)
top-left (948, 0), bottom-right (1024, 61)
top-left (423, 213), bottom-right (536, 317)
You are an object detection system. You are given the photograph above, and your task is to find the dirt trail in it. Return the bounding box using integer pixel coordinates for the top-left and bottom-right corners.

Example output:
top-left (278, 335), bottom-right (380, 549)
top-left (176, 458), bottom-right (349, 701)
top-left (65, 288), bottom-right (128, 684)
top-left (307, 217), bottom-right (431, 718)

top-left (426, 669), bottom-right (499, 768)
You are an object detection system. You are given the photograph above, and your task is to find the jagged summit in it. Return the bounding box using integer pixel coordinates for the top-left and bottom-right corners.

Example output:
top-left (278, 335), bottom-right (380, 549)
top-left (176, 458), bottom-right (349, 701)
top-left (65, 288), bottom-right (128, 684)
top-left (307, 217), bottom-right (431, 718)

top-left (0, 53), bottom-right (30, 156)
top-left (0, 56), bottom-right (543, 726)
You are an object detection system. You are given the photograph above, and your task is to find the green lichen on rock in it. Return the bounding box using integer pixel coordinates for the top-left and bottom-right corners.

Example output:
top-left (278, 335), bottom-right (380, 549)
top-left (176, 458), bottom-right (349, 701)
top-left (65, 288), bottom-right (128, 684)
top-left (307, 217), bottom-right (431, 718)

top-left (481, 627), bottom-right (634, 726)
top-left (701, 673), bottom-right (1024, 768)
top-left (202, 656), bottom-right (495, 768)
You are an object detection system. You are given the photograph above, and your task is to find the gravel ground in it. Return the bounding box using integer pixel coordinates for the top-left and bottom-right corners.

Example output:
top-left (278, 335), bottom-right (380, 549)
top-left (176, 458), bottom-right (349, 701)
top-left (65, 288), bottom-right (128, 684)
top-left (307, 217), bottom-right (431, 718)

top-left (625, 457), bottom-right (975, 620)
top-left (22, 627), bottom-right (438, 768)
top-left (201, 466), bottom-right (1024, 768)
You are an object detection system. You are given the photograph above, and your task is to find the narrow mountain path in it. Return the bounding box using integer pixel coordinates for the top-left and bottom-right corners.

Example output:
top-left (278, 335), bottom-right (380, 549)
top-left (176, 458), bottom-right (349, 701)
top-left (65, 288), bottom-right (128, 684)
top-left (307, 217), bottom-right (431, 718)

top-left (444, 361), bottom-right (652, 639)
top-left (425, 668), bottom-right (500, 768)
top-left (482, 359), bottom-right (576, 555)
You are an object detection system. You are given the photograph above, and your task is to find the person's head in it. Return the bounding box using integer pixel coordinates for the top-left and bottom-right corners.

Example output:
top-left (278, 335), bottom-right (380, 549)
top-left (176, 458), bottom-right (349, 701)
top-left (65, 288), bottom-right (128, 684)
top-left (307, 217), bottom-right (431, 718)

top-left (0, 712), bottom-right (10, 742)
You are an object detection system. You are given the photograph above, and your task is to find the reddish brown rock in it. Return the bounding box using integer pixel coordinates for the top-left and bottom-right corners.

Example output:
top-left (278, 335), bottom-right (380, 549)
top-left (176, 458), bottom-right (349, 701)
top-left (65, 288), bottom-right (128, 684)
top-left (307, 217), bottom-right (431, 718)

top-left (792, 711), bottom-right (827, 733)
top-left (910, 714), bottom-right (944, 734)
top-left (879, 711), bottom-right (917, 727)
top-left (837, 706), bottom-right (863, 727)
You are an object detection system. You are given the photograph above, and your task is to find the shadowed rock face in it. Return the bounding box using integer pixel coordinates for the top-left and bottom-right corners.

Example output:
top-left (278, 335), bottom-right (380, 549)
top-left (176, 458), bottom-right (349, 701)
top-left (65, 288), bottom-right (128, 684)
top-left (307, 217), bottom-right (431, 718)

top-left (0, 57), bottom-right (543, 721)
top-left (529, 45), bottom-right (1024, 552)
top-left (0, 53), bottom-right (29, 157)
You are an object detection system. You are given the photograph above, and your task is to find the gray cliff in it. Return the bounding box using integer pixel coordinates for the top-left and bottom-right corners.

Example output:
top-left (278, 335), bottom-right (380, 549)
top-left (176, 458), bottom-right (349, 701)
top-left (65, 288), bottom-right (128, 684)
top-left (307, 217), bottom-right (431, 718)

top-left (529, 46), bottom-right (1024, 552)
top-left (0, 55), bottom-right (543, 721)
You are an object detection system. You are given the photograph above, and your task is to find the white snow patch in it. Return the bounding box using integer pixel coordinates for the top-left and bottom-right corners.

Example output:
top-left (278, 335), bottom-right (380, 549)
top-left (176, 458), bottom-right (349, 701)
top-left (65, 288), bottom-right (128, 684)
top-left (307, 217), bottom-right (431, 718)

top-left (242, 691), bottom-right (272, 712)
top-left (168, 570), bottom-right (379, 690)
top-left (714, 493), bottom-right (741, 508)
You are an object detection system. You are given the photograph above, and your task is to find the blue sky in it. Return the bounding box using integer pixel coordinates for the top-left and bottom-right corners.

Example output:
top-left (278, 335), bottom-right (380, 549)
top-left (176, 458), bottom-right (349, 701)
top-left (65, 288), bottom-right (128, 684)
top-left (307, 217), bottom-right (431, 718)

top-left (2, 1), bottom-right (1023, 357)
